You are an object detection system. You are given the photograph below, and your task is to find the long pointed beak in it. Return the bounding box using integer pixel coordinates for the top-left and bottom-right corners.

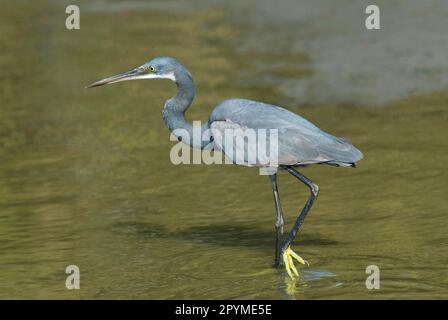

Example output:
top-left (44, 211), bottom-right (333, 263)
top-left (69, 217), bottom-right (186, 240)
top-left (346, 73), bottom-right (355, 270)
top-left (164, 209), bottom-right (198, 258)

top-left (86, 67), bottom-right (146, 88)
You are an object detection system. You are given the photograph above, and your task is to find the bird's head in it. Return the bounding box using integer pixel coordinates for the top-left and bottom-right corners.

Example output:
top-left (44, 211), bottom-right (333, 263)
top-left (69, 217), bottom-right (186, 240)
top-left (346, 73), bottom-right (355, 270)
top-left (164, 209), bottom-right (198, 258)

top-left (86, 56), bottom-right (187, 88)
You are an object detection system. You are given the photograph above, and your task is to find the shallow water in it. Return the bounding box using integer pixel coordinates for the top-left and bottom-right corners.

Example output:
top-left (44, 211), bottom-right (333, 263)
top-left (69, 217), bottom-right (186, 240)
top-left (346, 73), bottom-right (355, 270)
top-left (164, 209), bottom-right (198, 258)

top-left (0, 1), bottom-right (447, 299)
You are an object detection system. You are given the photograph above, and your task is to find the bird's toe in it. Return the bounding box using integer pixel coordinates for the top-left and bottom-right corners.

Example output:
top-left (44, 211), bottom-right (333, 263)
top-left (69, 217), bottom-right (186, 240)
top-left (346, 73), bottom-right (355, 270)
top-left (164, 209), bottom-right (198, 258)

top-left (282, 246), bottom-right (309, 280)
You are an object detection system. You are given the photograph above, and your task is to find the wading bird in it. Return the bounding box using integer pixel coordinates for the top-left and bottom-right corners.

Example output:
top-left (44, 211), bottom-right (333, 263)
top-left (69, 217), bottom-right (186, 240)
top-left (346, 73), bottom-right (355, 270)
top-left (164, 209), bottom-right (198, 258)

top-left (87, 57), bottom-right (363, 279)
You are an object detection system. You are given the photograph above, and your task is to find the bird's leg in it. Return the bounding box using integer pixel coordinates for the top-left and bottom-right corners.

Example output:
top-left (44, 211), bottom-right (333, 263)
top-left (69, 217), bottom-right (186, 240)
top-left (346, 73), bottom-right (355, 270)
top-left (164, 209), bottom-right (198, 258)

top-left (269, 173), bottom-right (284, 268)
top-left (281, 166), bottom-right (319, 279)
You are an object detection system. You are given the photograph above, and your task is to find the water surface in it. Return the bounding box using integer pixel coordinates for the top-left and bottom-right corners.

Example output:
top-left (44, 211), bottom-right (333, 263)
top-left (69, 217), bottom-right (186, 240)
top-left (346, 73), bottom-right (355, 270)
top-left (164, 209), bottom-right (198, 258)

top-left (0, 0), bottom-right (447, 299)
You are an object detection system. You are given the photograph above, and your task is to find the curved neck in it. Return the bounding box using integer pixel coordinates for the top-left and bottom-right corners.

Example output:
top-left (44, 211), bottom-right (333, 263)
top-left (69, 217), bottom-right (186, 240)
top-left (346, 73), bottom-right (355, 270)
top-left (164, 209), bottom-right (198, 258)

top-left (162, 70), bottom-right (210, 149)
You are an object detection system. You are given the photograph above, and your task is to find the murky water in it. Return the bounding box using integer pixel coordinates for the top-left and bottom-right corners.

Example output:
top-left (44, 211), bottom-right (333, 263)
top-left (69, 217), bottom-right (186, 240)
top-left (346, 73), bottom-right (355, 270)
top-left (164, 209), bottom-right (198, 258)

top-left (1, 0), bottom-right (447, 299)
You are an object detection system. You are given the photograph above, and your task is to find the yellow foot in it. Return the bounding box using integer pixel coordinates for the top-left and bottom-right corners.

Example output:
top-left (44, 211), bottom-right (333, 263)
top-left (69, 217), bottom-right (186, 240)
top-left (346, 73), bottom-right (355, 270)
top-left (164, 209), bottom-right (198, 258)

top-left (282, 246), bottom-right (309, 279)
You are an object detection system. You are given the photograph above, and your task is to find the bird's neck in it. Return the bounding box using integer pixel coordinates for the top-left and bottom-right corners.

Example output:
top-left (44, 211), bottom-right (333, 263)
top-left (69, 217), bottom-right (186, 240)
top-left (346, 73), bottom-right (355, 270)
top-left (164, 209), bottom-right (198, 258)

top-left (162, 71), bottom-right (210, 149)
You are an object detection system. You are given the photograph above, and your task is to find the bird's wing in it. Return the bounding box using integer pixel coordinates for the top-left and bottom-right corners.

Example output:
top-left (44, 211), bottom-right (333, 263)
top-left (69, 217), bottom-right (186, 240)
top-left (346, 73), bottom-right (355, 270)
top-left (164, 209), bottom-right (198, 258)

top-left (209, 98), bottom-right (363, 166)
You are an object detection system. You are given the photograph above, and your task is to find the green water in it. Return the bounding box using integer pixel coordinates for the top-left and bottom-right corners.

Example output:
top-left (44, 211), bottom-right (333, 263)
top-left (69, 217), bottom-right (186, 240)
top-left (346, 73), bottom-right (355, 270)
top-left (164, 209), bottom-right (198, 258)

top-left (0, 1), bottom-right (447, 299)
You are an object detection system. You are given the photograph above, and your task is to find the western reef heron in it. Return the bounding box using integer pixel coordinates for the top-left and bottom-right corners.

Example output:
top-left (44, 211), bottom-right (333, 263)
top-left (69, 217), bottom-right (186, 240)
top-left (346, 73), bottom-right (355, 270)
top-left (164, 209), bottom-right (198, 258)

top-left (87, 56), bottom-right (363, 279)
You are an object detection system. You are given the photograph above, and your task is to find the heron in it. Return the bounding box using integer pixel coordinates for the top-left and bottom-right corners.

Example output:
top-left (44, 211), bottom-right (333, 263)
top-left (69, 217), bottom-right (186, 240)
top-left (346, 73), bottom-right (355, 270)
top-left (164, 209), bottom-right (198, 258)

top-left (87, 56), bottom-right (363, 279)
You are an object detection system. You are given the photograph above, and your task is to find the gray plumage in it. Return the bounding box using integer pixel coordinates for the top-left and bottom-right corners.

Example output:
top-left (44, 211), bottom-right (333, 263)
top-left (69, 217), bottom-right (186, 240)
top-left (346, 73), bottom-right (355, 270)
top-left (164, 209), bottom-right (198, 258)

top-left (209, 98), bottom-right (363, 167)
top-left (151, 56), bottom-right (363, 168)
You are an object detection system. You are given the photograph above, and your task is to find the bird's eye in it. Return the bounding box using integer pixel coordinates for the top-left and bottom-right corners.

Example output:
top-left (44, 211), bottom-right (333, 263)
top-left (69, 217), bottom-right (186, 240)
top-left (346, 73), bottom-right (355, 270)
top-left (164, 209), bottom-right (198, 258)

top-left (148, 66), bottom-right (156, 72)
